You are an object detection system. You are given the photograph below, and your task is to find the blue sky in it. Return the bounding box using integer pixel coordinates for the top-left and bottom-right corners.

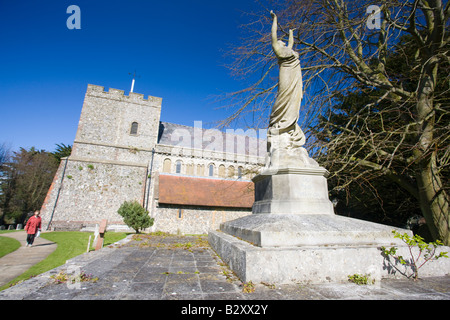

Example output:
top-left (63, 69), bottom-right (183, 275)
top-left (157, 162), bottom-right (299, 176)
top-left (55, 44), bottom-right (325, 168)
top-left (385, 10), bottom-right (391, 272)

top-left (0, 0), bottom-right (263, 152)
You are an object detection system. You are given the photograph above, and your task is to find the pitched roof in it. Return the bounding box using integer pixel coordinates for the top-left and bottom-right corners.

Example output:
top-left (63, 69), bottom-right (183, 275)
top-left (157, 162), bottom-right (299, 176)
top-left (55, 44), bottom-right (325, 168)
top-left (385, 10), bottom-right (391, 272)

top-left (157, 121), bottom-right (266, 157)
top-left (158, 174), bottom-right (254, 208)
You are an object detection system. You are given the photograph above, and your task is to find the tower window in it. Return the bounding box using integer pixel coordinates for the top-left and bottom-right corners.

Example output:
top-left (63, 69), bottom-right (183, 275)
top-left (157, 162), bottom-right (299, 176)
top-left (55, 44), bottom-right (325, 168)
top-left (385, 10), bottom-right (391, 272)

top-left (130, 122), bottom-right (139, 135)
top-left (208, 164), bottom-right (214, 177)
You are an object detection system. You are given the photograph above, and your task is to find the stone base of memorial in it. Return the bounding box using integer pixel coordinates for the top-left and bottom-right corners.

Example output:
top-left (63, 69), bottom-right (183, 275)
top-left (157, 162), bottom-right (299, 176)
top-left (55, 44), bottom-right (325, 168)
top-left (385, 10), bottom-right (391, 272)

top-left (209, 159), bottom-right (450, 284)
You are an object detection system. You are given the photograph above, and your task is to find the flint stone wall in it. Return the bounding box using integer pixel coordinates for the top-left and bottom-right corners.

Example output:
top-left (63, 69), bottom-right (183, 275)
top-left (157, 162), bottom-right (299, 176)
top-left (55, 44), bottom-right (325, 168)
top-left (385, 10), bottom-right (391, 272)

top-left (74, 84), bottom-right (162, 151)
top-left (153, 204), bottom-right (250, 235)
top-left (40, 159), bottom-right (147, 230)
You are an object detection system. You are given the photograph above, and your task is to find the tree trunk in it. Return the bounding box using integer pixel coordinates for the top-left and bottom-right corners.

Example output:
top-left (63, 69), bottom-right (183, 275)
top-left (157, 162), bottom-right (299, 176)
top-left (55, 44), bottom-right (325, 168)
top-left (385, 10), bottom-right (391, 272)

top-left (414, 61), bottom-right (450, 245)
top-left (415, 150), bottom-right (450, 245)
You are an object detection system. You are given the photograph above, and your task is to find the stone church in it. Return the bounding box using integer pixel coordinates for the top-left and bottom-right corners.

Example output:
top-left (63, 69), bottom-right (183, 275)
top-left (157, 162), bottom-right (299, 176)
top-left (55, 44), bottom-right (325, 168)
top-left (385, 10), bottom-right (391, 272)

top-left (40, 84), bottom-right (266, 234)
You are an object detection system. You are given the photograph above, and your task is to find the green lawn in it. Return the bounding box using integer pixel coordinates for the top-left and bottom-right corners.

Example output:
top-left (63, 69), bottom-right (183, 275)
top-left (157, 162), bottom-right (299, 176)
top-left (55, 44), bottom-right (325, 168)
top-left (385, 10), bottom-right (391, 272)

top-left (0, 230), bottom-right (22, 258)
top-left (0, 231), bottom-right (129, 291)
top-left (0, 236), bottom-right (21, 258)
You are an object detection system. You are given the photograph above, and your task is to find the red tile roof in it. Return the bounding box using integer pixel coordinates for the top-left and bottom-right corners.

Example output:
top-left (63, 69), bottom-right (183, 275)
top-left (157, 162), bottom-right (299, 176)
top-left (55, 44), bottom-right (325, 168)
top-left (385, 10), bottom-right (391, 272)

top-left (158, 174), bottom-right (254, 208)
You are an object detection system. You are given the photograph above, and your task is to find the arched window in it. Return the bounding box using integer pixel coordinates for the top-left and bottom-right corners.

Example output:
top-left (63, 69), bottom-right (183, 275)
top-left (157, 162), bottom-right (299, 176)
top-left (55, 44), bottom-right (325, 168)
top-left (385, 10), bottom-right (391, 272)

top-left (228, 166), bottom-right (235, 178)
top-left (176, 160), bottom-right (182, 174)
top-left (208, 164), bottom-right (214, 177)
top-left (238, 166), bottom-right (243, 179)
top-left (186, 163), bottom-right (194, 175)
top-left (163, 159), bottom-right (171, 173)
top-left (197, 164), bottom-right (204, 176)
top-left (130, 122), bottom-right (139, 135)
top-left (218, 165), bottom-right (225, 178)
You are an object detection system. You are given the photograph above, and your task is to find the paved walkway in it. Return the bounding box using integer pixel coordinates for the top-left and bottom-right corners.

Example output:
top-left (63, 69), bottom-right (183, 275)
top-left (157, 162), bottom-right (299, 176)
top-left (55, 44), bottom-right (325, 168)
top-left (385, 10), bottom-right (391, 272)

top-left (0, 231), bottom-right (57, 288)
top-left (0, 233), bottom-right (449, 303)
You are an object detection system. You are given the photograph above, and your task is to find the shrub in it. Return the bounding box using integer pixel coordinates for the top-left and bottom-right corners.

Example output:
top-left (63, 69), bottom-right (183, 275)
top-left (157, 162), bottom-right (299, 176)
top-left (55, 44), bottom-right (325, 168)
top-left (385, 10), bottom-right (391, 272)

top-left (381, 230), bottom-right (448, 280)
top-left (117, 200), bottom-right (154, 233)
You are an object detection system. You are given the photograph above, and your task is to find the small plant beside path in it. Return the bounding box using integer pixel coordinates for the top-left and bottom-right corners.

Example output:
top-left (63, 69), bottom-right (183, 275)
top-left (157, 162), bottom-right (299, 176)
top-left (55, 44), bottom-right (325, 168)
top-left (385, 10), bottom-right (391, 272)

top-left (381, 230), bottom-right (448, 280)
top-left (348, 274), bottom-right (375, 285)
top-left (50, 270), bottom-right (98, 285)
top-left (132, 232), bottom-right (208, 251)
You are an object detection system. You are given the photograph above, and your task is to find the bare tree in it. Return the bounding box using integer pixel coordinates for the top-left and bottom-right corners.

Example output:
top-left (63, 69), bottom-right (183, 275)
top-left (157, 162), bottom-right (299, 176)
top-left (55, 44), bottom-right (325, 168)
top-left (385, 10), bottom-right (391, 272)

top-left (0, 142), bottom-right (11, 169)
top-left (0, 142), bottom-right (11, 225)
top-left (220, 0), bottom-right (449, 244)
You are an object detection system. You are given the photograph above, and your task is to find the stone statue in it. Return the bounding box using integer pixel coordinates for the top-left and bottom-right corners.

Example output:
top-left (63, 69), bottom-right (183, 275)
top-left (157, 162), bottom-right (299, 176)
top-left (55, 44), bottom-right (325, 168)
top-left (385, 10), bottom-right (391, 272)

top-left (266, 11), bottom-right (316, 168)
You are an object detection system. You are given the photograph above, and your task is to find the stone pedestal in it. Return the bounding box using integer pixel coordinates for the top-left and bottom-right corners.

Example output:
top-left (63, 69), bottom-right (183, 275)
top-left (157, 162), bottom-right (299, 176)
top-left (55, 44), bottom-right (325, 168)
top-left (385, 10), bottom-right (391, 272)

top-left (252, 166), bottom-right (334, 215)
top-left (209, 224), bottom-right (450, 284)
top-left (208, 161), bottom-right (450, 284)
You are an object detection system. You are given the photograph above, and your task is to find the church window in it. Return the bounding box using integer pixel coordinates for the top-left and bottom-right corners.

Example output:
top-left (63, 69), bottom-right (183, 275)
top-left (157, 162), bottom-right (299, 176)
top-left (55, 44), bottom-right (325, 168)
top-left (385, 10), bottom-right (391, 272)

top-left (187, 163), bottom-right (194, 175)
top-left (238, 166), bottom-right (243, 179)
top-left (197, 164), bottom-right (204, 176)
top-left (208, 164), bottom-right (214, 177)
top-left (219, 165), bottom-right (225, 178)
top-left (163, 159), bottom-right (171, 173)
top-left (130, 122), bottom-right (139, 135)
top-left (176, 160), bottom-right (182, 174)
top-left (228, 166), bottom-right (235, 178)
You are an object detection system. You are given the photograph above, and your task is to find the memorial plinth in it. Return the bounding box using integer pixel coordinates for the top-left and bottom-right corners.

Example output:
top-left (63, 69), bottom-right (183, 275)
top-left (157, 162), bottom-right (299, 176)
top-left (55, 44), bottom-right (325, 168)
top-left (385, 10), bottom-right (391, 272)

top-left (252, 166), bottom-right (334, 216)
top-left (208, 163), bottom-right (450, 284)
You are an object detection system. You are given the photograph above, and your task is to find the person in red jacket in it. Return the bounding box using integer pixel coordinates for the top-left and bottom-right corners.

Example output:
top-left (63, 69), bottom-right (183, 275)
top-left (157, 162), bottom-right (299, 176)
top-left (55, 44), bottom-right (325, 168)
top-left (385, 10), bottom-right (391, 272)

top-left (24, 210), bottom-right (42, 247)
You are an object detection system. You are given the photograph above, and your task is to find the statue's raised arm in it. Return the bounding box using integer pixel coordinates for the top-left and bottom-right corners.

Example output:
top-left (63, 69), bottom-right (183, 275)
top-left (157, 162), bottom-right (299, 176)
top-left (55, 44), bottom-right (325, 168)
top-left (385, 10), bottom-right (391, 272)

top-left (288, 29), bottom-right (294, 50)
top-left (270, 11), bottom-right (279, 47)
top-left (271, 11), bottom-right (295, 59)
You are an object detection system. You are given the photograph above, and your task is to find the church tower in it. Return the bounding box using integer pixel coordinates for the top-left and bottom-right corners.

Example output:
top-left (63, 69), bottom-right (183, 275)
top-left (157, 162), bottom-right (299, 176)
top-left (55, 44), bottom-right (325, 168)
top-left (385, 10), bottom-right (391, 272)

top-left (40, 84), bottom-right (162, 231)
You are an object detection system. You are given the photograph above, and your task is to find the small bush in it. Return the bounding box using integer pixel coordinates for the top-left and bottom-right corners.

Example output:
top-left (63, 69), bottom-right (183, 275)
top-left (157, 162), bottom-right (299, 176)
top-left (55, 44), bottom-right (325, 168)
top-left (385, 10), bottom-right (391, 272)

top-left (381, 230), bottom-right (448, 280)
top-left (118, 200), bottom-right (154, 234)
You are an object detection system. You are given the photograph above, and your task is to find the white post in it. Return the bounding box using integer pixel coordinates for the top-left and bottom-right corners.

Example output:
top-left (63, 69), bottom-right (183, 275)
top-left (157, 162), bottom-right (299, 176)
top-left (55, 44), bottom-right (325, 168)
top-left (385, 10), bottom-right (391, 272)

top-left (93, 224), bottom-right (99, 248)
top-left (130, 78), bottom-right (135, 93)
top-left (87, 235), bottom-right (91, 252)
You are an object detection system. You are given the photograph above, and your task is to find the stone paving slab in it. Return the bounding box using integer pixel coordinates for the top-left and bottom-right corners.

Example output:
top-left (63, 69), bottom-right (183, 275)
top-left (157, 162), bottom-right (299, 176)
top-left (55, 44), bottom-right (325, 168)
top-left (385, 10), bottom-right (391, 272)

top-left (0, 233), bottom-right (449, 305)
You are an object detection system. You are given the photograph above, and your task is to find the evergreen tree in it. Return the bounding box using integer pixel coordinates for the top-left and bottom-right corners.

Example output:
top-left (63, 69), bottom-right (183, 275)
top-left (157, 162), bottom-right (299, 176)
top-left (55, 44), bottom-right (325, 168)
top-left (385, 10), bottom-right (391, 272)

top-left (118, 200), bottom-right (154, 234)
top-left (0, 147), bottom-right (58, 225)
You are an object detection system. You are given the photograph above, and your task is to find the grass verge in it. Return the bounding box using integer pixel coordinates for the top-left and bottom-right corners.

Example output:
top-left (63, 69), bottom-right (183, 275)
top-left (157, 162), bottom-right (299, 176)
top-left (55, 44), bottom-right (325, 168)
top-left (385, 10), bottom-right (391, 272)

top-left (0, 230), bottom-right (23, 258)
top-left (0, 237), bottom-right (21, 259)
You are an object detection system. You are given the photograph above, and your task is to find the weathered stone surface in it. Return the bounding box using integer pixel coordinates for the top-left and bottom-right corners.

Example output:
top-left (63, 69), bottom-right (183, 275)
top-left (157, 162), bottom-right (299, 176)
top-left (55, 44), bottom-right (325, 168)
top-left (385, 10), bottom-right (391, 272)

top-left (252, 166), bottom-right (334, 215)
top-left (219, 214), bottom-right (409, 247)
top-left (1, 234), bottom-right (448, 300)
top-left (209, 225), bottom-right (450, 284)
top-left (40, 159), bottom-right (148, 230)
top-left (74, 84), bottom-right (162, 152)
top-left (155, 204), bottom-right (249, 235)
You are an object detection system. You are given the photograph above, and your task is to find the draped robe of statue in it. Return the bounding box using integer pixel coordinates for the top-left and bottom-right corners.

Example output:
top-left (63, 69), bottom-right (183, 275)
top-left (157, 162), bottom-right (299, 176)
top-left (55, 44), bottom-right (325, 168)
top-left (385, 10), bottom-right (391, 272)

top-left (268, 47), bottom-right (305, 147)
